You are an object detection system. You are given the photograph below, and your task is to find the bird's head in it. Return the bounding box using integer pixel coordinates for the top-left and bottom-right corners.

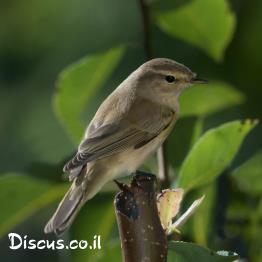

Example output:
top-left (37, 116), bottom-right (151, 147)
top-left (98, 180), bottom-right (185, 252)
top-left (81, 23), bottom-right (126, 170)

top-left (133, 58), bottom-right (207, 105)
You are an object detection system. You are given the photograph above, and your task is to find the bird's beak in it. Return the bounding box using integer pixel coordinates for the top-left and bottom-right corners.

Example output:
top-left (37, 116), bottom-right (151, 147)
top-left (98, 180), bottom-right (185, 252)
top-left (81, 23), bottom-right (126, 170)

top-left (190, 76), bottom-right (208, 84)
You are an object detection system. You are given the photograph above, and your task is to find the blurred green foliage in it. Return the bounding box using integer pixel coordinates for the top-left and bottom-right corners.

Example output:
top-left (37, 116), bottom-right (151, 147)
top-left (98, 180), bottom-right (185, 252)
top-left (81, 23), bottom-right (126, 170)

top-left (0, 175), bottom-right (67, 237)
top-left (168, 241), bottom-right (239, 261)
top-left (71, 194), bottom-right (117, 262)
top-left (179, 82), bottom-right (244, 117)
top-left (156, 0), bottom-right (236, 61)
top-left (232, 151), bottom-right (262, 196)
top-left (55, 47), bottom-right (124, 141)
top-left (1, 0), bottom-right (262, 261)
top-left (177, 120), bottom-right (257, 192)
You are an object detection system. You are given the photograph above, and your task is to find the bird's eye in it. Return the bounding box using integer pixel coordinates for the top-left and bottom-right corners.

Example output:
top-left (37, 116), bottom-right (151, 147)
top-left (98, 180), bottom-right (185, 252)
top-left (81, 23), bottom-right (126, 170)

top-left (165, 75), bottom-right (176, 83)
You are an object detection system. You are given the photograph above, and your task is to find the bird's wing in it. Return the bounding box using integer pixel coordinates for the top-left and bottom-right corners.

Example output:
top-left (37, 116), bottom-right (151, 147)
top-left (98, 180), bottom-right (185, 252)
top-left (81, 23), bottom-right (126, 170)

top-left (63, 100), bottom-right (175, 172)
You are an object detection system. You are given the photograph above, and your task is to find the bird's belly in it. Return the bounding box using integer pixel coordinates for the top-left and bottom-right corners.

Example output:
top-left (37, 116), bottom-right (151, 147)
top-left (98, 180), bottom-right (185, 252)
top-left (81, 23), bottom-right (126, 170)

top-left (107, 133), bottom-right (166, 179)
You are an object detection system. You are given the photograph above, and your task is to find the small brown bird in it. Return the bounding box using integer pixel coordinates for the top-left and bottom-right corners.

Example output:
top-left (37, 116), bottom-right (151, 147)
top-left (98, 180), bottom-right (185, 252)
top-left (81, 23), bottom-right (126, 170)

top-left (44, 58), bottom-right (207, 234)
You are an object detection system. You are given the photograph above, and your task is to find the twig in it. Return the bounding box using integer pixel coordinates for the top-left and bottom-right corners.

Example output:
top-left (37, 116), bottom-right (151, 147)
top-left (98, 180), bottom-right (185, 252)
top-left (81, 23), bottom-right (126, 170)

top-left (138, 0), bottom-right (153, 59)
top-left (157, 146), bottom-right (169, 187)
top-left (138, 0), bottom-right (169, 186)
top-left (114, 171), bottom-right (168, 262)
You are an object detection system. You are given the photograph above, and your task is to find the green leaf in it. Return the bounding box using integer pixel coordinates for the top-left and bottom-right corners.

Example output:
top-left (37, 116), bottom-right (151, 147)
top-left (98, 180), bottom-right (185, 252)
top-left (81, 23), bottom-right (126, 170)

top-left (102, 241), bottom-right (122, 262)
top-left (180, 82), bottom-right (245, 118)
top-left (54, 46), bottom-right (125, 142)
top-left (71, 194), bottom-right (116, 262)
top-left (102, 240), bottom-right (122, 262)
top-left (192, 185), bottom-right (216, 245)
top-left (176, 120), bottom-right (258, 192)
top-left (232, 151), bottom-right (262, 195)
top-left (168, 241), bottom-right (239, 262)
top-left (152, 0), bottom-right (192, 12)
top-left (156, 0), bottom-right (236, 61)
top-left (0, 174), bottom-right (67, 237)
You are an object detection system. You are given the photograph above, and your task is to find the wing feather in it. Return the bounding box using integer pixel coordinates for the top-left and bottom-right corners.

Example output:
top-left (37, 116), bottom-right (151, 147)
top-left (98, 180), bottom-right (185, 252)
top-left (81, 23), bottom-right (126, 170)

top-left (63, 99), bottom-right (175, 173)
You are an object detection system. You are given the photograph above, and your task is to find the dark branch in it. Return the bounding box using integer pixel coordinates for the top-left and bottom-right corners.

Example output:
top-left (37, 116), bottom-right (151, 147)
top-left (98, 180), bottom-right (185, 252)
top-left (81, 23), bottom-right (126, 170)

top-left (114, 171), bottom-right (168, 262)
top-left (138, 0), bottom-right (153, 59)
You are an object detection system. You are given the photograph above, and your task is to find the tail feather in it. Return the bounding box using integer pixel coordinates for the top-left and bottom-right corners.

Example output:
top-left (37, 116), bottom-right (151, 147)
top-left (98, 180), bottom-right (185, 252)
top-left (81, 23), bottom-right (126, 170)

top-left (44, 183), bottom-right (84, 235)
top-left (45, 164), bottom-right (108, 235)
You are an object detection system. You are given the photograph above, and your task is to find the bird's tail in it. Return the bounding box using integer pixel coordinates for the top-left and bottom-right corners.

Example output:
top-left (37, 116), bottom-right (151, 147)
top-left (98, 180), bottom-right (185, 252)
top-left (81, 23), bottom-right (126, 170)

top-left (44, 164), bottom-right (109, 234)
top-left (44, 181), bottom-right (85, 235)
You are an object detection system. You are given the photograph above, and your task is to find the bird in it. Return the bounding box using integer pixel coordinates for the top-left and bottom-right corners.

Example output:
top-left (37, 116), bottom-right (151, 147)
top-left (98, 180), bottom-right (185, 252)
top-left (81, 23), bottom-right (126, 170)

top-left (44, 58), bottom-right (207, 234)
